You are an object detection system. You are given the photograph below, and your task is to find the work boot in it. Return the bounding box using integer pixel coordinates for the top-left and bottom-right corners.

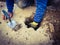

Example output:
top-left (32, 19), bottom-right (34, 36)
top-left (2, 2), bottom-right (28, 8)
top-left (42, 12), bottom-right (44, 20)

top-left (15, 0), bottom-right (34, 8)
top-left (25, 17), bottom-right (39, 30)
top-left (30, 21), bottom-right (39, 30)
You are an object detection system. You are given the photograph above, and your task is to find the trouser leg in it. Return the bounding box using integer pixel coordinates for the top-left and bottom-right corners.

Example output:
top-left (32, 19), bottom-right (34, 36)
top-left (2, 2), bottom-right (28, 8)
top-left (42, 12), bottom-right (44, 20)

top-left (6, 0), bottom-right (14, 13)
top-left (34, 0), bottom-right (48, 23)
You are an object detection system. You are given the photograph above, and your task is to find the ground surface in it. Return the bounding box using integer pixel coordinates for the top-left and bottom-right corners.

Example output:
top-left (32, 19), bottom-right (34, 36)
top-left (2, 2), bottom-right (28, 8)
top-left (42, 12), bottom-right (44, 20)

top-left (0, 2), bottom-right (60, 45)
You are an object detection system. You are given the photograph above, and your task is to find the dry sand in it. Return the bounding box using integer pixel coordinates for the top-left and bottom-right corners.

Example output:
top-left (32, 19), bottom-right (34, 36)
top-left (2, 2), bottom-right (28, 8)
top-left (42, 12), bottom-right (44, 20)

top-left (0, 2), bottom-right (54, 45)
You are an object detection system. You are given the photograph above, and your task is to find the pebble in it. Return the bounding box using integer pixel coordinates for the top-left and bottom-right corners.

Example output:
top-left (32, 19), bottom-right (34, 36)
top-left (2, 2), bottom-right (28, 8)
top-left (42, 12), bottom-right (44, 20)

top-left (0, 22), bottom-right (2, 24)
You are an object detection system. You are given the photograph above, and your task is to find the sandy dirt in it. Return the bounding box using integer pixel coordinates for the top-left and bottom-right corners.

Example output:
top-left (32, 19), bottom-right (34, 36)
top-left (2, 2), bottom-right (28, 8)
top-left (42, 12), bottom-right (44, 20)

top-left (0, 2), bottom-right (56, 45)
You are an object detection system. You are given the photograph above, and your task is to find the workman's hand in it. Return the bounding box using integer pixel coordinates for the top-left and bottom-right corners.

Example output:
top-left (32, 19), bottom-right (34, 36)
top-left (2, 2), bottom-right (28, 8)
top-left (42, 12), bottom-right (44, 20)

top-left (2, 12), bottom-right (13, 20)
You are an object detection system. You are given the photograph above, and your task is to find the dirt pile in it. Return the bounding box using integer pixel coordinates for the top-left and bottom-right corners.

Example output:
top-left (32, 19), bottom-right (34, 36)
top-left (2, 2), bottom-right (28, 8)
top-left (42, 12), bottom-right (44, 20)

top-left (0, 2), bottom-right (60, 45)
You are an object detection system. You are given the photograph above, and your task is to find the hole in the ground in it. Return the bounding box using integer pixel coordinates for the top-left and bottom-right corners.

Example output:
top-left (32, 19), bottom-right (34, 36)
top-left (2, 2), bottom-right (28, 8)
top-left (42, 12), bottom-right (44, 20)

top-left (24, 17), bottom-right (33, 28)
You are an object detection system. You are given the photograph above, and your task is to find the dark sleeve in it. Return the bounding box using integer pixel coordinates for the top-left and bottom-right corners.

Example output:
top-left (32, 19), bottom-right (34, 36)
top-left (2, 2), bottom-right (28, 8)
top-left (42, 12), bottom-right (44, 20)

top-left (6, 0), bottom-right (14, 13)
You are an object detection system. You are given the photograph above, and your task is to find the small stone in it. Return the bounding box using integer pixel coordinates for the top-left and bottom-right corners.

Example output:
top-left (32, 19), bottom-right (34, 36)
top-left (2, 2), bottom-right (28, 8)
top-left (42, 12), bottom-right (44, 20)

top-left (0, 22), bottom-right (2, 24)
top-left (8, 41), bottom-right (10, 44)
top-left (44, 34), bottom-right (48, 37)
top-left (6, 33), bottom-right (8, 35)
top-left (0, 5), bottom-right (3, 7)
top-left (26, 37), bottom-right (28, 40)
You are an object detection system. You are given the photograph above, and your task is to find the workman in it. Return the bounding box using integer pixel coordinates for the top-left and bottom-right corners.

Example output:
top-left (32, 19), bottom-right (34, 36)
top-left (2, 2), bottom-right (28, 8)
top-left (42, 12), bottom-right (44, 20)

top-left (3, 0), bottom-right (48, 30)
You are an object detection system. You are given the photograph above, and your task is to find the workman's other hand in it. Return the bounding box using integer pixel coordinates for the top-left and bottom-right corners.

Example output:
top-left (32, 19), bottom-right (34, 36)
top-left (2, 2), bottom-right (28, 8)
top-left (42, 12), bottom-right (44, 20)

top-left (2, 12), bottom-right (13, 20)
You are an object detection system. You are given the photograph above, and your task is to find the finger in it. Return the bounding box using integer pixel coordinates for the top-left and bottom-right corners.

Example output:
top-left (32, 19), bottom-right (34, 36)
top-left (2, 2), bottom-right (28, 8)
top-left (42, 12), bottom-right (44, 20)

top-left (2, 15), bottom-right (7, 20)
top-left (8, 12), bottom-right (13, 18)
top-left (10, 14), bottom-right (13, 18)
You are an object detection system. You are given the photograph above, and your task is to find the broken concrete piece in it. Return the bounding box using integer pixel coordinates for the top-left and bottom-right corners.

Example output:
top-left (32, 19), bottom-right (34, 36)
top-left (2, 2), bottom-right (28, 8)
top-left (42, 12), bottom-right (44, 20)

top-left (13, 24), bottom-right (22, 31)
